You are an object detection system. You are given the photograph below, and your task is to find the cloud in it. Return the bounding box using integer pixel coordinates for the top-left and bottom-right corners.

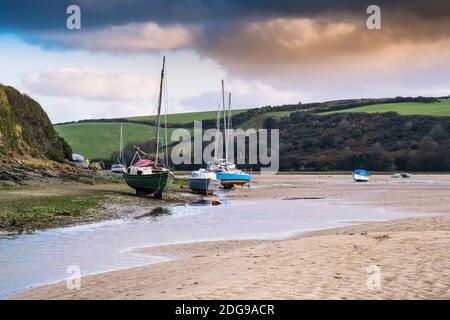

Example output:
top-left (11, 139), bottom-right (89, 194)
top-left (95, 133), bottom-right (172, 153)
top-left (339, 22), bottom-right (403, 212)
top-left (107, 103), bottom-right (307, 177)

top-left (6, 1), bottom-right (450, 70)
top-left (195, 13), bottom-right (450, 83)
top-left (3, 1), bottom-right (450, 30)
top-left (199, 18), bottom-right (362, 71)
top-left (40, 97), bottom-right (154, 123)
top-left (15, 0), bottom-right (450, 81)
top-left (20, 68), bottom-right (156, 101)
top-left (5, 0), bottom-right (450, 116)
top-left (40, 22), bottom-right (199, 53)
top-left (179, 81), bottom-right (304, 110)
top-left (0, 0), bottom-right (365, 30)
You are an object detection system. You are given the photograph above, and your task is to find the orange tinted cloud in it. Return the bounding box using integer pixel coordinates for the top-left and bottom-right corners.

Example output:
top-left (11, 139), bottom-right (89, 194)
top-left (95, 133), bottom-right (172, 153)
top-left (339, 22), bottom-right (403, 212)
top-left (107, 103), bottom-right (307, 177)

top-left (197, 13), bottom-right (450, 81)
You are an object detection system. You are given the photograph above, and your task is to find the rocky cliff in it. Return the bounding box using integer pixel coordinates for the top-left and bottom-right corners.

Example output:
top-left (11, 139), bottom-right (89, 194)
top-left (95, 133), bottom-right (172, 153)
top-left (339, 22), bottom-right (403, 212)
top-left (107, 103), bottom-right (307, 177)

top-left (0, 84), bottom-right (71, 161)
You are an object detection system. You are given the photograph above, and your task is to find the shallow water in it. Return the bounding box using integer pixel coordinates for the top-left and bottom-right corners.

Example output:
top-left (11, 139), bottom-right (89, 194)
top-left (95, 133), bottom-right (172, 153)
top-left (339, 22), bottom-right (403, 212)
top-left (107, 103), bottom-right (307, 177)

top-left (0, 197), bottom-right (425, 297)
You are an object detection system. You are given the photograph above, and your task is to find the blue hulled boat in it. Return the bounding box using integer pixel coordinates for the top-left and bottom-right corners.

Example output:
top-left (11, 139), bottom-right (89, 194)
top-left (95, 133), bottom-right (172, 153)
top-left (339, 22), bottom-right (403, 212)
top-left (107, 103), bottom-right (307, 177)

top-left (216, 170), bottom-right (252, 188)
top-left (353, 169), bottom-right (370, 182)
top-left (204, 80), bottom-right (253, 189)
top-left (210, 161), bottom-right (252, 189)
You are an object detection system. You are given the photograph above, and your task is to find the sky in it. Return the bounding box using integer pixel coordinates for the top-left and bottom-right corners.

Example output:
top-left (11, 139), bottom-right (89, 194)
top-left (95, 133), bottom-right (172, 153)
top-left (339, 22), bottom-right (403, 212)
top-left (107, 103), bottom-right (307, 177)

top-left (1, 0), bottom-right (450, 123)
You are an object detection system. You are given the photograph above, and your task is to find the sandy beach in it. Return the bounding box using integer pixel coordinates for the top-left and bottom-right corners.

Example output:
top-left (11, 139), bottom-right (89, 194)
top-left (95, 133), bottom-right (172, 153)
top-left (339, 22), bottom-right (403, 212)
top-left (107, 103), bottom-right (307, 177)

top-left (9, 174), bottom-right (450, 299)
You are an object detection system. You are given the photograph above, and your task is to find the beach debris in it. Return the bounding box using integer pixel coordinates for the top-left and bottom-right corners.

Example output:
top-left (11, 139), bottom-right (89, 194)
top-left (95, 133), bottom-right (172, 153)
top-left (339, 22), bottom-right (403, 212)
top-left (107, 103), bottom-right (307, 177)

top-left (400, 173), bottom-right (412, 178)
top-left (391, 172), bottom-right (412, 178)
top-left (372, 234), bottom-right (390, 240)
top-left (333, 273), bottom-right (342, 279)
top-left (188, 198), bottom-right (221, 206)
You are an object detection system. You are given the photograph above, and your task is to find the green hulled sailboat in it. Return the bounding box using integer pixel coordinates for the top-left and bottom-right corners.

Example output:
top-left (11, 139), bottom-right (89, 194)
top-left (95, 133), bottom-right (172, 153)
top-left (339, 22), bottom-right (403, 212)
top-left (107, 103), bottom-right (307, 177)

top-left (123, 57), bottom-right (174, 198)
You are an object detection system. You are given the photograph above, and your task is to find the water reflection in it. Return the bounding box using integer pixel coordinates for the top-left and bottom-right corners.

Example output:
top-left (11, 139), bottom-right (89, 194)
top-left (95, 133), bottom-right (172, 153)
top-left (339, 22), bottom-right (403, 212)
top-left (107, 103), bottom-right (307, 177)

top-left (134, 206), bottom-right (172, 220)
top-left (0, 198), bottom-right (428, 297)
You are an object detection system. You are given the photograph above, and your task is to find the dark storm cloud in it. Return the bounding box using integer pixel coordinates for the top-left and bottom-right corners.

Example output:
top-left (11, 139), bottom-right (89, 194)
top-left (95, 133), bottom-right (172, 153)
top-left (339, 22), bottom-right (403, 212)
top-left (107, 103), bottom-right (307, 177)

top-left (3, 0), bottom-right (450, 86)
top-left (1, 0), bottom-right (450, 31)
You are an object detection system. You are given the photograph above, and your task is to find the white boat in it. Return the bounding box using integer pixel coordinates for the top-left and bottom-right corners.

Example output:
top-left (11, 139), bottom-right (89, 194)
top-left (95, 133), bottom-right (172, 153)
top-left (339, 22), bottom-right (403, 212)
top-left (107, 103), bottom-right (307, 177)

top-left (353, 169), bottom-right (370, 182)
top-left (71, 153), bottom-right (89, 168)
top-left (189, 169), bottom-right (221, 195)
top-left (111, 124), bottom-right (126, 173)
top-left (391, 173), bottom-right (401, 178)
top-left (111, 163), bottom-right (125, 173)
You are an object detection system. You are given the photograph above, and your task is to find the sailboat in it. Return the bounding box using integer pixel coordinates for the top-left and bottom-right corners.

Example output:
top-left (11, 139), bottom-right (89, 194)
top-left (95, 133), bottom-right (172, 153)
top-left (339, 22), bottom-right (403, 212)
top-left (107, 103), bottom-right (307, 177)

top-left (111, 124), bottom-right (126, 173)
top-left (123, 57), bottom-right (175, 198)
top-left (189, 103), bottom-right (221, 195)
top-left (188, 169), bottom-right (221, 195)
top-left (208, 80), bottom-right (252, 189)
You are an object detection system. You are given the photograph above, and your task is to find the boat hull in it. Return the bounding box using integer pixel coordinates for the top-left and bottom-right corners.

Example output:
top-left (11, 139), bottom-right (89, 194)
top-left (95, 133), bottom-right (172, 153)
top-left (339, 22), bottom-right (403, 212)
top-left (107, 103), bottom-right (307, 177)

top-left (123, 171), bottom-right (174, 196)
top-left (216, 172), bottom-right (252, 189)
top-left (353, 173), bottom-right (370, 182)
top-left (189, 178), bottom-right (221, 195)
top-left (111, 165), bottom-right (125, 173)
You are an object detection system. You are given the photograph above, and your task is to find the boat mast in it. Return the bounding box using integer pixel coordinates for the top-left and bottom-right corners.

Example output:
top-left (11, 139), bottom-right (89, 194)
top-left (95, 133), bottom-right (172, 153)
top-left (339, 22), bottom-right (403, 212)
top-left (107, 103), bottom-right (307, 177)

top-left (227, 92), bottom-right (232, 163)
top-left (164, 64), bottom-right (169, 168)
top-left (120, 124), bottom-right (123, 164)
top-left (154, 56), bottom-right (165, 167)
top-left (214, 103), bottom-right (220, 162)
top-left (221, 80), bottom-right (227, 162)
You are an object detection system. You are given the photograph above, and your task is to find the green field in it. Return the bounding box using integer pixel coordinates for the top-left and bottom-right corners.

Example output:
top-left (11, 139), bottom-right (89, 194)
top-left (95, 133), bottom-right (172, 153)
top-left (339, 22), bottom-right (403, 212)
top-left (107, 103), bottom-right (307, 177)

top-left (55, 122), bottom-right (185, 160)
top-left (319, 99), bottom-right (450, 116)
top-left (128, 109), bottom-right (247, 124)
top-left (53, 98), bottom-right (450, 165)
top-left (57, 99), bottom-right (450, 161)
top-left (55, 109), bottom-right (292, 161)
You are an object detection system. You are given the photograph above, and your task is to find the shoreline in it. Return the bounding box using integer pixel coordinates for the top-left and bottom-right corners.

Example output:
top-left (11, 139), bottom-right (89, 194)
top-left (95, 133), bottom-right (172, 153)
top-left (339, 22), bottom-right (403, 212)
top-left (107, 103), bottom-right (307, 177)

top-left (2, 172), bottom-right (449, 234)
top-left (6, 174), bottom-right (450, 299)
top-left (8, 215), bottom-right (450, 300)
top-left (1, 197), bottom-right (421, 298)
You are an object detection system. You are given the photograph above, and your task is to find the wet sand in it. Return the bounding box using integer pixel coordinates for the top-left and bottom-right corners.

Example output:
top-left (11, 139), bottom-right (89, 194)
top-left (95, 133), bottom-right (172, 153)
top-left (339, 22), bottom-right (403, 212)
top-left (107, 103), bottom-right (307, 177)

top-left (9, 174), bottom-right (450, 299)
top-left (0, 179), bottom-right (198, 234)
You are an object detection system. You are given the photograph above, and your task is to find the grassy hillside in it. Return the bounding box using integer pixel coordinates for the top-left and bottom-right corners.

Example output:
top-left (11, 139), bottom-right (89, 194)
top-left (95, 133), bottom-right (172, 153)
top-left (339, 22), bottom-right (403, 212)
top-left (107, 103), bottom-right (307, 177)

top-left (128, 109), bottom-right (247, 123)
top-left (55, 109), bottom-right (285, 160)
top-left (55, 122), bottom-right (185, 160)
top-left (55, 98), bottom-right (450, 164)
top-left (239, 111), bottom-right (292, 130)
top-left (320, 99), bottom-right (450, 116)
